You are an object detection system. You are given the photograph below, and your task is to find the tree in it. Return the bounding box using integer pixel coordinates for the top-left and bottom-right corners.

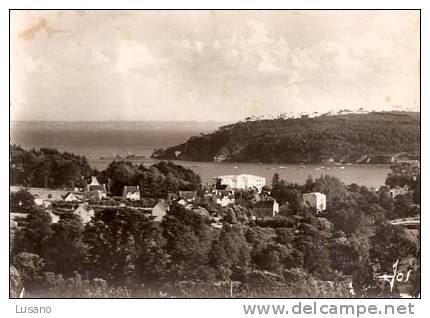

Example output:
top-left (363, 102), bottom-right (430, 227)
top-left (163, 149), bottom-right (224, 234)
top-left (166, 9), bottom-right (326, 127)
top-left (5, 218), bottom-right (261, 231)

top-left (293, 222), bottom-right (332, 279)
top-left (328, 203), bottom-right (368, 235)
top-left (132, 216), bottom-right (170, 289)
top-left (162, 204), bottom-right (214, 281)
top-left (84, 208), bottom-right (139, 285)
top-left (251, 242), bottom-right (301, 273)
top-left (102, 161), bottom-right (139, 196)
top-left (13, 252), bottom-right (45, 293)
top-left (303, 175), bottom-right (315, 192)
top-left (10, 145), bottom-right (92, 188)
top-left (385, 162), bottom-right (419, 189)
top-left (314, 175), bottom-right (347, 202)
top-left (209, 224), bottom-right (250, 280)
top-left (45, 213), bottom-right (87, 277)
top-left (12, 209), bottom-right (53, 257)
top-left (370, 224), bottom-right (418, 272)
top-left (10, 189), bottom-right (35, 213)
top-left (329, 234), bottom-right (370, 275)
top-left (271, 176), bottom-right (302, 211)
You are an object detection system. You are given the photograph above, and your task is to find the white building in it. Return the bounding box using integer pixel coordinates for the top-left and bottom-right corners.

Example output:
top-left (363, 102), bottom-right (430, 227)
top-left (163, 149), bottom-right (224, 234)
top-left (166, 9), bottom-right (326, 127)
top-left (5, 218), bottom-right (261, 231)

top-left (123, 186), bottom-right (140, 201)
top-left (74, 204), bottom-right (95, 224)
top-left (63, 192), bottom-right (82, 202)
top-left (302, 192), bottom-right (327, 212)
top-left (152, 201), bottom-right (169, 222)
top-left (86, 176), bottom-right (107, 199)
top-left (253, 199), bottom-right (279, 219)
top-left (214, 174), bottom-right (266, 192)
top-left (212, 189), bottom-right (235, 207)
top-left (389, 185), bottom-right (409, 198)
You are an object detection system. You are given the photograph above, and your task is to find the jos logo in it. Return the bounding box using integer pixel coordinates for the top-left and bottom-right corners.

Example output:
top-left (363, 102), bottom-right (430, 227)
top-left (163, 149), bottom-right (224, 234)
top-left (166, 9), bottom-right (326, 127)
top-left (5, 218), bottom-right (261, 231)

top-left (378, 259), bottom-right (412, 292)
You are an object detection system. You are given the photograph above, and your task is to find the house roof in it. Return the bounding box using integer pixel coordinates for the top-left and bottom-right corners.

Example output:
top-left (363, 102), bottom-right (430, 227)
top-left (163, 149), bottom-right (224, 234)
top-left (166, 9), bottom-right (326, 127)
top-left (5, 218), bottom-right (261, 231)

top-left (89, 184), bottom-right (105, 192)
top-left (124, 186), bottom-right (139, 194)
top-left (253, 200), bottom-right (276, 208)
top-left (62, 192), bottom-right (81, 200)
top-left (74, 204), bottom-right (94, 215)
top-left (213, 190), bottom-right (233, 197)
top-left (89, 176), bottom-right (101, 186)
top-left (179, 191), bottom-right (196, 199)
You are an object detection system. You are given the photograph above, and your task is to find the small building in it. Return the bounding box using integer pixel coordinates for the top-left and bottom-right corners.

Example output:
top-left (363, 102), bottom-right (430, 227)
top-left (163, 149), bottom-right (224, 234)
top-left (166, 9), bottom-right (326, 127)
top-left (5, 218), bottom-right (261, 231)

top-left (152, 200), bottom-right (169, 222)
top-left (86, 176), bottom-right (107, 199)
top-left (85, 190), bottom-right (106, 201)
top-left (34, 198), bottom-right (52, 208)
top-left (63, 192), bottom-right (82, 202)
top-left (252, 199), bottom-right (279, 220)
top-left (179, 190), bottom-right (197, 202)
top-left (47, 210), bottom-right (60, 223)
top-left (302, 192), bottom-right (327, 212)
top-left (212, 189), bottom-right (235, 207)
top-left (389, 185), bottom-right (409, 198)
top-left (73, 204), bottom-right (95, 224)
top-left (214, 174), bottom-right (266, 192)
top-left (123, 185), bottom-right (140, 201)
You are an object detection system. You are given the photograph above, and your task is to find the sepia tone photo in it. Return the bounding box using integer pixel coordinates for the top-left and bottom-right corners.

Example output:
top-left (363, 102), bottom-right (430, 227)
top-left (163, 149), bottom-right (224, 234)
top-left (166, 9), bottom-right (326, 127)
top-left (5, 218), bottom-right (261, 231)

top-left (9, 10), bottom-right (420, 298)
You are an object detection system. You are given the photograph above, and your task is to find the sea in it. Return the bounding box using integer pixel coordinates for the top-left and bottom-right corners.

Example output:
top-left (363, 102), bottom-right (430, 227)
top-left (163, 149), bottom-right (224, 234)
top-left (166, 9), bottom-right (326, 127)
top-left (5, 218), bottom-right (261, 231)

top-left (10, 121), bottom-right (391, 188)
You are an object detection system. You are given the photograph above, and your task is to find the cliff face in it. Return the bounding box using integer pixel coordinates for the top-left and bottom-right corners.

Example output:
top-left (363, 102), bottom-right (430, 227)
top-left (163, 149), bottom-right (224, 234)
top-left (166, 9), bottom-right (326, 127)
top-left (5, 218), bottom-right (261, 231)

top-left (152, 112), bottom-right (420, 164)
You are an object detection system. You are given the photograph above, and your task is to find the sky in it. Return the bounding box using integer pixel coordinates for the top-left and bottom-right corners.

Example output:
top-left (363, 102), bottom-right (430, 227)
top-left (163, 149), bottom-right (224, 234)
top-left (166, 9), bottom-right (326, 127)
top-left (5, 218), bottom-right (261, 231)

top-left (10, 10), bottom-right (420, 122)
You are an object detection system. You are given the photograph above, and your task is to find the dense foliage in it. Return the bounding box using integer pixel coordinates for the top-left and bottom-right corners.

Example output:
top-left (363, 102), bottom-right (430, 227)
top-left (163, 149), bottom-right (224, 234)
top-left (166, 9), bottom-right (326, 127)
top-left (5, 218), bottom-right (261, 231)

top-left (10, 166), bottom-right (420, 298)
top-left (9, 145), bottom-right (420, 298)
top-left (10, 145), bottom-right (92, 188)
top-left (99, 160), bottom-right (201, 197)
top-left (153, 112), bottom-right (419, 163)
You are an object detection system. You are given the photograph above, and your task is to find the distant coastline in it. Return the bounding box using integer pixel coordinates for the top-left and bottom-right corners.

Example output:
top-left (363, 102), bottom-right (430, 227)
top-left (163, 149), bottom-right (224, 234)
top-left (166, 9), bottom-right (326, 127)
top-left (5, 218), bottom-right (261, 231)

top-left (152, 111), bottom-right (420, 165)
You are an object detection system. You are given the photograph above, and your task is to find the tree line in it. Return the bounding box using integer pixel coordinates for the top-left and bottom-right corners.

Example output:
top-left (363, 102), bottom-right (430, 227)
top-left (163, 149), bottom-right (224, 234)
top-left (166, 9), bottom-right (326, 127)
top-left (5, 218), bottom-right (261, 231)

top-left (10, 165), bottom-right (420, 298)
top-left (154, 111), bottom-right (420, 163)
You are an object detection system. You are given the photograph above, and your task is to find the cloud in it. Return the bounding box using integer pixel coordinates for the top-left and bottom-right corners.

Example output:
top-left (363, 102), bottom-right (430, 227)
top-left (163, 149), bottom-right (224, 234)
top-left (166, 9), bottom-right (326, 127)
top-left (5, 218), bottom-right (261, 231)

top-left (114, 39), bottom-right (167, 74)
top-left (10, 11), bottom-right (420, 121)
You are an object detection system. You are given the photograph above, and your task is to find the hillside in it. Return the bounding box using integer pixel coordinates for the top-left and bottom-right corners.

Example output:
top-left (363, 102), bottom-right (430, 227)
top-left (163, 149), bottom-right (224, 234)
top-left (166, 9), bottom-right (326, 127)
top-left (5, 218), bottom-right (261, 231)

top-left (151, 112), bottom-right (420, 164)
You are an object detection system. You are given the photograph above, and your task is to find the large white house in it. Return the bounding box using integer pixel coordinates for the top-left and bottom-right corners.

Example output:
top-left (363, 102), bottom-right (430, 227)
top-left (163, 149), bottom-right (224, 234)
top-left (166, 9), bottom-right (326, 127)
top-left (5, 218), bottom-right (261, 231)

top-left (214, 174), bottom-right (266, 192)
top-left (302, 192), bottom-right (327, 213)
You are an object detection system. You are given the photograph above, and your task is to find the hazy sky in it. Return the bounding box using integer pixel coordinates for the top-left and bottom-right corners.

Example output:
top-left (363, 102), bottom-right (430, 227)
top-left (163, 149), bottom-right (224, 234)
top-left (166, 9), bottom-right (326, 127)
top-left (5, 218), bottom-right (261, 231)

top-left (11, 10), bottom-right (420, 122)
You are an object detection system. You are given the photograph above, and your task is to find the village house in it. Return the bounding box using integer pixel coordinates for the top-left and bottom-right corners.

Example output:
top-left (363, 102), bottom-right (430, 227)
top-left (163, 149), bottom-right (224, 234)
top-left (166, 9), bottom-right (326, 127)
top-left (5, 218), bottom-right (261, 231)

top-left (302, 192), bottom-right (327, 213)
top-left (389, 185), bottom-right (409, 198)
top-left (86, 176), bottom-right (107, 199)
top-left (47, 210), bottom-right (60, 223)
top-left (212, 189), bottom-right (235, 207)
top-left (179, 190), bottom-right (197, 202)
top-left (252, 199), bottom-right (279, 220)
top-left (63, 192), bottom-right (83, 202)
top-left (123, 185), bottom-right (141, 201)
top-left (176, 199), bottom-right (197, 211)
top-left (214, 174), bottom-right (266, 192)
top-left (73, 204), bottom-right (95, 224)
top-left (34, 198), bottom-right (52, 208)
top-left (151, 200), bottom-right (169, 222)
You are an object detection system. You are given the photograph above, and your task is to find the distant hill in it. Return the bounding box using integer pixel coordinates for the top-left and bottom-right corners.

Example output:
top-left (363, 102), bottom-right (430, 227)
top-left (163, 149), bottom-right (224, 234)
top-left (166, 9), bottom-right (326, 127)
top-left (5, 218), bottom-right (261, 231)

top-left (11, 120), bottom-right (230, 132)
top-left (152, 112), bottom-right (420, 164)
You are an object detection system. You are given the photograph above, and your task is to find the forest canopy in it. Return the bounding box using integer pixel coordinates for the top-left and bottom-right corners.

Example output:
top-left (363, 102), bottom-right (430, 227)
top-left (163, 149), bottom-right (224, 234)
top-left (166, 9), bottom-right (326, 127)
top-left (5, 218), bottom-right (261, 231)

top-left (153, 112), bottom-right (420, 163)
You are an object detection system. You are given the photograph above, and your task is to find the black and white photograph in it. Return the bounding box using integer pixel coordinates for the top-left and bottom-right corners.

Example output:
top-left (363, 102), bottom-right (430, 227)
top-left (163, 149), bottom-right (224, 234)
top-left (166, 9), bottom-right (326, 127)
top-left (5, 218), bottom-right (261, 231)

top-left (9, 9), bottom-right (420, 301)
